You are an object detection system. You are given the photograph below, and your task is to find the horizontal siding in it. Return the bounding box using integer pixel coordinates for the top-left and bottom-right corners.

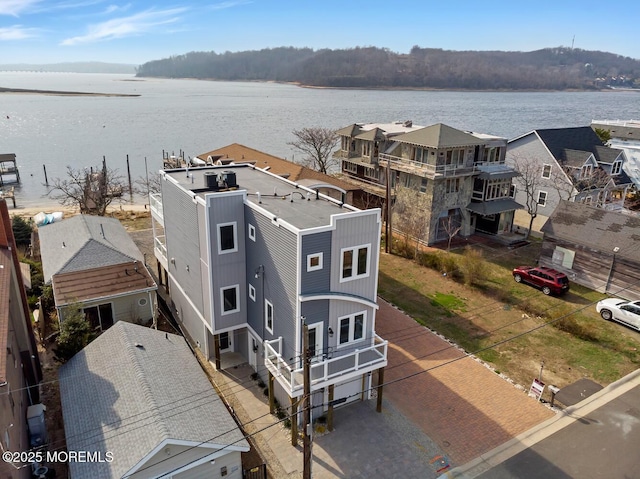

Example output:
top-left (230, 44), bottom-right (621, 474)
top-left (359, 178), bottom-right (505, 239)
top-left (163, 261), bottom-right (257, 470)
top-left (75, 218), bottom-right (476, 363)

top-left (301, 231), bottom-right (332, 294)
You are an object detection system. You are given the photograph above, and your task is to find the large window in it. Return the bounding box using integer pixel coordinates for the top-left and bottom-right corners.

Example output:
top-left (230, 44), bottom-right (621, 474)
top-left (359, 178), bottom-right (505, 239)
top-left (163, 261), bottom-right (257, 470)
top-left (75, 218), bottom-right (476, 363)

top-left (338, 312), bottom-right (366, 346)
top-left (221, 285), bottom-right (239, 315)
top-left (341, 245), bottom-right (370, 282)
top-left (445, 178), bottom-right (460, 194)
top-left (364, 167), bottom-right (379, 180)
top-left (362, 142), bottom-right (371, 157)
top-left (485, 179), bottom-right (511, 200)
top-left (265, 300), bottom-right (274, 334)
top-left (217, 222), bottom-right (237, 254)
top-left (83, 303), bottom-right (114, 331)
top-left (446, 149), bottom-right (466, 166)
top-left (537, 190), bottom-right (548, 206)
top-left (344, 162), bottom-right (357, 174)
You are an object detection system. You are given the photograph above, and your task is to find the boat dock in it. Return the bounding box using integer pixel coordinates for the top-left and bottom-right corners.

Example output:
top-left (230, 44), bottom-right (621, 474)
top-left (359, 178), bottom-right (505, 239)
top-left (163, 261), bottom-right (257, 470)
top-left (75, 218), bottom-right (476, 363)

top-left (0, 153), bottom-right (21, 187)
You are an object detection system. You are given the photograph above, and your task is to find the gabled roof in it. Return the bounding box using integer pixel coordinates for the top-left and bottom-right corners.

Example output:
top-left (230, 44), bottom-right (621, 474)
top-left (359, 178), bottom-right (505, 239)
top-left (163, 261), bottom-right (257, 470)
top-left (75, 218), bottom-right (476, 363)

top-left (59, 321), bottom-right (249, 479)
top-left (392, 123), bottom-right (484, 148)
top-left (197, 143), bottom-right (358, 192)
top-left (38, 215), bottom-right (144, 283)
top-left (336, 123), bottom-right (362, 136)
top-left (354, 127), bottom-right (387, 142)
top-left (535, 127), bottom-right (605, 160)
top-left (541, 200), bottom-right (640, 263)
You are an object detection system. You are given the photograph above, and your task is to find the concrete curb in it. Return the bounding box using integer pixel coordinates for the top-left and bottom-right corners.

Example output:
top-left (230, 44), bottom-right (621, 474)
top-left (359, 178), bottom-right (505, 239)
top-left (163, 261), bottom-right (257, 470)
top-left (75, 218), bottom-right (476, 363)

top-left (442, 368), bottom-right (640, 478)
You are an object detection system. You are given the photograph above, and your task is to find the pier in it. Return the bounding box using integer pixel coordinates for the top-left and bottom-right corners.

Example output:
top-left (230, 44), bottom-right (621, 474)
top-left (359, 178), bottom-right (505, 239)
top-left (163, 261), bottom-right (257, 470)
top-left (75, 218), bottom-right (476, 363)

top-left (0, 153), bottom-right (21, 187)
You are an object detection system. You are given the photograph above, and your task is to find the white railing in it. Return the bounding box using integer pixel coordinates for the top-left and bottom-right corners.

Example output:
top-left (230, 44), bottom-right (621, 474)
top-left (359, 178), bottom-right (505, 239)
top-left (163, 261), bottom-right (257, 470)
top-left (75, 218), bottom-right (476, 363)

top-left (264, 334), bottom-right (388, 396)
top-left (154, 236), bottom-right (167, 261)
top-left (149, 193), bottom-right (164, 222)
top-left (378, 153), bottom-right (476, 178)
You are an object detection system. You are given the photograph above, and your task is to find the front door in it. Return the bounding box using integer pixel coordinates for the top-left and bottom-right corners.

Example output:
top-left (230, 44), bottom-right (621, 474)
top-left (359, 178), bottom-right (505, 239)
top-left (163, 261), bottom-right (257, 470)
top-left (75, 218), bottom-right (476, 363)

top-left (307, 323), bottom-right (323, 362)
top-left (219, 331), bottom-right (231, 352)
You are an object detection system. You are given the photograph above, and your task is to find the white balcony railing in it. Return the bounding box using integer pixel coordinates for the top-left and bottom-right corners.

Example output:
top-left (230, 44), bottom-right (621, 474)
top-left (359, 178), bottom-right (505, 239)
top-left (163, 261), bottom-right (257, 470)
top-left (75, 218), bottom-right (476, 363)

top-left (154, 236), bottom-right (167, 262)
top-left (378, 153), bottom-right (476, 178)
top-left (264, 335), bottom-right (388, 397)
top-left (149, 193), bottom-right (164, 223)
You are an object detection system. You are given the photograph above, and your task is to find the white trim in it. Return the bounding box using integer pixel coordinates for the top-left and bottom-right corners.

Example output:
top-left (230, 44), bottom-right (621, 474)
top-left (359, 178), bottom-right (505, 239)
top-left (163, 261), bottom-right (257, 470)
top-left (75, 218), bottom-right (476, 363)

top-left (537, 190), bottom-right (548, 207)
top-left (336, 311), bottom-right (367, 348)
top-left (217, 221), bottom-right (238, 254)
top-left (220, 284), bottom-right (240, 315)
top-left (307, 252), bottom-right (323, 272)
top-left (541, 164), bottom-right (552, 179)
top-left (265, 299), bottom-right (274, 334)
top-left (339, 243), bottom-right (371, 283)
top-left (307, 322), bottom-right (324, 362)
top-left (55, 286), bottom-right (157, 308)
top-left (248, 283), bottom-right (256, 301)
top-left (299, 293), bottom-right (379, 310)
top-left (248, 223), bottom-right (256, 241)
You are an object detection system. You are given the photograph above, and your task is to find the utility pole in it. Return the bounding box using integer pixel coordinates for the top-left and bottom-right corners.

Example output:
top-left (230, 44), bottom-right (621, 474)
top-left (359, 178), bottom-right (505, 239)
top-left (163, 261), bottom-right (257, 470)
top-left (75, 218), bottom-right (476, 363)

top-left (302, 319), bottom-right (312, 479)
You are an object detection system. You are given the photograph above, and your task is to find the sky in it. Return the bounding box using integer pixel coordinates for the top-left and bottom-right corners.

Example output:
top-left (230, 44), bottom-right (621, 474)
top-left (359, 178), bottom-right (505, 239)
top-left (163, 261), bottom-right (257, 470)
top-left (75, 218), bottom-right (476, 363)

top-left (1, 0), bottom-right (639, 66)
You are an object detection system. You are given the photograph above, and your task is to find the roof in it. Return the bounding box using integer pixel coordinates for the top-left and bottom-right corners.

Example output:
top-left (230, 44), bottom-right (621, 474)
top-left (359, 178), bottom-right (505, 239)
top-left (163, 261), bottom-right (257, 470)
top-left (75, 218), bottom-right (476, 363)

top-left (38, 215), bottom-right (145, 283)
top-left (392, 123), bottom-right (485, 148)
top-left (53, 260), bottom-right (156, 307)
top-left (466, 198), bottom-right (523, 216)
top-left (59, 321), bottom-right (249, 479)
top-left (540, 200), bottom-right (640, 262)
top-left (197, 143), bottom-right (358, 192)
top-left (591, 120), bottom-right (640, 141)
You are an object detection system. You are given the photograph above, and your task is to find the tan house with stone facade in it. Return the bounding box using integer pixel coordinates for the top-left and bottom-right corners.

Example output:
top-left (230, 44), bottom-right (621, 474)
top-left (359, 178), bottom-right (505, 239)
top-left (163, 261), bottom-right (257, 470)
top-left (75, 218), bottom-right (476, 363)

top-left (336, 121), bottom-right (522, 245)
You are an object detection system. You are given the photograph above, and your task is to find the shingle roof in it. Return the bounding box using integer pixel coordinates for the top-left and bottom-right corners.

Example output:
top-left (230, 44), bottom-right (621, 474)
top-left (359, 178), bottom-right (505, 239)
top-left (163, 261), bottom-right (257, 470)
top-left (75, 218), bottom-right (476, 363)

top-left (540, 200), bottom-right (640, 262)
top-left (59, 322), bottom-right (249, 479)
top-left (392, 123), bottom-right (484, 148)
top-left (536, 127), bottom-right (604, 160)
top-left (38, 215), bottom-right (144, 283)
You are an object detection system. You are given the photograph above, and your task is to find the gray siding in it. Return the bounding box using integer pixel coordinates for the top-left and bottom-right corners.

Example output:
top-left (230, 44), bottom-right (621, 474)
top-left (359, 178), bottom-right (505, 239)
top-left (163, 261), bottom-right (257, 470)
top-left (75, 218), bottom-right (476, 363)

top-left (330, 211), bottom-right (380, 302)
top-left (301, 299), bottom-right (330, 360)
top-left (207, 193), bottom-right (247, 331)
top-left (162, 180), bottom-right (205, 313)
top-left (301, 231), bottom-right (332, 294)
top-left (245, 206), bottom-right (298, 363)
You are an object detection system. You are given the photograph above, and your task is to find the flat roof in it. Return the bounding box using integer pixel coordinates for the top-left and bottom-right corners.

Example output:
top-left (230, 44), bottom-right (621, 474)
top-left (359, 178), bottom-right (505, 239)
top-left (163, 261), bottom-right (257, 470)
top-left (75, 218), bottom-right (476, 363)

top-left (164, 164), bottom-right (365, 230)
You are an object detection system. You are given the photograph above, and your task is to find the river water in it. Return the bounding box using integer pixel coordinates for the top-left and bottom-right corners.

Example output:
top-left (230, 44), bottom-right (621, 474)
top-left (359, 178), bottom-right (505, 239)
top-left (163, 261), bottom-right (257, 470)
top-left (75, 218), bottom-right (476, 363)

top-left (1, 72), bottom-right (639, 208)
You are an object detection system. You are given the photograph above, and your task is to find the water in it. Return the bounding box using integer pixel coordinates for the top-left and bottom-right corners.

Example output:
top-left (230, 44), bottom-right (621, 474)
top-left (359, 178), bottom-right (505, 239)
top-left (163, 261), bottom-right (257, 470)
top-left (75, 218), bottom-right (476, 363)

top-left (2, 72), bottom-right (639, 208)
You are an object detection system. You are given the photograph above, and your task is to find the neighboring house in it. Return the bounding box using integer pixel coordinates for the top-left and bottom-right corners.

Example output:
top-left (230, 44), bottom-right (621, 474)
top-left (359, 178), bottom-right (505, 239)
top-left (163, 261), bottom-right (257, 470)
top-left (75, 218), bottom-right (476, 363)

top-left (591, 119), bottom-right (640, 189)
top-left (38, 215), bottom-right (157, 329)
top-left (507, 126), bottom-right (633, 235)
top-left (539, 200), bottom-right (640, 301)
top-left (0, 200), bottom-right (43, 479)
top-left (150, 164), bottom-right (387, 430)
top-left (196, 143), bottom-right (361, 205)
top-left (335, 121), bottom-right (522, 244)
top-left (59, 321), bottom-right (249, 479)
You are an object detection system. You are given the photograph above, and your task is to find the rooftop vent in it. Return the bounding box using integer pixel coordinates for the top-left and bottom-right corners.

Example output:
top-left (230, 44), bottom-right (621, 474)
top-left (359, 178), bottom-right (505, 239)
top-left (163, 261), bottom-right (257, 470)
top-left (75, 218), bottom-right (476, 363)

top-left (204, 170), bottom-right (238, 191)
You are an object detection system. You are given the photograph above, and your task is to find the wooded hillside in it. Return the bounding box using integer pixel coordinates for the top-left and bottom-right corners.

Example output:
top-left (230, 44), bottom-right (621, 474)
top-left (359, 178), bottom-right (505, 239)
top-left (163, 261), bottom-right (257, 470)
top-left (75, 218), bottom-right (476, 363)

top-left (136, 46), bottom-right (640, 90)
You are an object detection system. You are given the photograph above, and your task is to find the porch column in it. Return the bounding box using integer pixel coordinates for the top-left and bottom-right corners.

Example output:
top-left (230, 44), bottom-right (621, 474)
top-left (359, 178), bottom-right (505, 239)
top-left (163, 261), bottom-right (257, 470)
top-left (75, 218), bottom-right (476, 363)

top-left (213, 334), bottom-right (221, 370)
top-left (156, 260), bottom-right (163, 286)
top-left (376, 366), bottom-right (385, 413)
top-left (268, 372), bottom-right (275, 414)
top-left (290, 397), bottom-right (298, 446)
top-left (327, 384), bottom-right (335, 432)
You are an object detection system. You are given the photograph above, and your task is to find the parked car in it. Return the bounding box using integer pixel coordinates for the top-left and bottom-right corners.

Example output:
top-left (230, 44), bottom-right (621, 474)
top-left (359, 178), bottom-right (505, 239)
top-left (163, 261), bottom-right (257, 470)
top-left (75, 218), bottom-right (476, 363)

top-left (512, 266), bottom-right (570, 295)
top-left (596, 298), bottom-right (640, 331)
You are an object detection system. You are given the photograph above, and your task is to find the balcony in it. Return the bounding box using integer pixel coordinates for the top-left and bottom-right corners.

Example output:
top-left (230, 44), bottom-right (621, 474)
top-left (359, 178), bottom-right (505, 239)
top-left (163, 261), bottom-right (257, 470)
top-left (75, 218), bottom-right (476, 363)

top-left (264, 335), bottom-right (388, 397)
top-left (154, 235), bottom-right (168, 269)
top-left (378, 153), bottom-right (476, 178)
top-left (149, 193), bottom-right (164, 224)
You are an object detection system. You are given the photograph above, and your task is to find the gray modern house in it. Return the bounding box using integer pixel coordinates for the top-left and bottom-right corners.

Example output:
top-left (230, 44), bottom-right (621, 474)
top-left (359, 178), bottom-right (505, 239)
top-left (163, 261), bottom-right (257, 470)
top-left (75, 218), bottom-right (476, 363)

top-left (150, 164), bottom-right (388, 424)
top-left (335, 121), bottom-right (522, 244)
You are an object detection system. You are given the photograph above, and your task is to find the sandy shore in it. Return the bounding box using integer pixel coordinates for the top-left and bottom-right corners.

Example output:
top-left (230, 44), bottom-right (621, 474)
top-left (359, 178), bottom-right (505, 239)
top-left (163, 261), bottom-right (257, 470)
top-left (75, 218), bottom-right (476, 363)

top-left (6, 200), bottom-right (150, 219)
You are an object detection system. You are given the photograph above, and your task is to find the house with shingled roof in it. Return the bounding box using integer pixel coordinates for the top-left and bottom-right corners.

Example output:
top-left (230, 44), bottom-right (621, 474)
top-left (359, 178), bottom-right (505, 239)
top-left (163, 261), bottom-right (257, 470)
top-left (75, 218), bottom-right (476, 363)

top-left (335, 121), bottom-right (522, 245)
top-left (507, 126), bottom-right (633, 235)
top-left (38, 215), bottom-right (157, 330)
top-left (59, 321), bottom-right (249, 479)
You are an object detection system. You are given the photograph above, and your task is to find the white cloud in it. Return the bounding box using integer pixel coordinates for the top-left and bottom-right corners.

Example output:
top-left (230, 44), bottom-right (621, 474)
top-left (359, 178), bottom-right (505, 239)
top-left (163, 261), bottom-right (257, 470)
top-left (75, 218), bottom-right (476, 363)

top-left (209, 1), bottom-right (252, 11)
top-left (0, 25), bottom-right (38, 39)
top-left (0, 0), bottom-right (42, 16)
top-left (60, 7), bottom-right (186, 46)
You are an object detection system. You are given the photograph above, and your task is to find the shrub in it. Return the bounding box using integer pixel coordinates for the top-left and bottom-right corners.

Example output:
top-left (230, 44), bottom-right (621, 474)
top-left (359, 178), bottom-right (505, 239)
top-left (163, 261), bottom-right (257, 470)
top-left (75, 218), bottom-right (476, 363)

top-left (53, 305), bottom-right (95, 362)
top-left (459, 246), bottom-right (487, 286)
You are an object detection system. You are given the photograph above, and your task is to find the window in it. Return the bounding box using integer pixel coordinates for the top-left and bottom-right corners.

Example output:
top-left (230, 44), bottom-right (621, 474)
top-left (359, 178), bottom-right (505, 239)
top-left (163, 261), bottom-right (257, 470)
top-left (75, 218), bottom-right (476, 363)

top-left (485, 179), bottom-right (511, 200)
top-left (611, 160), bottom-right (622, 175)
top-left (420, 178), bottom-right (428, 193)
top-left (362, 142), bottom-right (371, 157)
top-left (445, 178), bottom-right (460, 194)
top-left (307, 253), bottom-right (323, 272)
top-left (581, 164), bottom-right (593, 178)
top-left (341, 245), bottom-right (370, 282)
top-left (509, 184), bottom-right (516, 198)
top-left (537, 190), bottom-right (548, 206)
top-left (221, 285), bottom-right (239, 315)
top-left (138, 298), bottom-right (148, 307)
top-left (484, 147), bottom-right (500, 163)
top-left (265, 300), bottom-right (274, 334)
top-left (542, 164), bottom-right (552, 179)
top-left (84, 303), bottom-right (114, 331)
top-left (218, 222), bottom-right (237, 254)
top-left (446, 149), bottom-right (466, 166)
top-left (248, 284), bottom-right (256, 301)
top-left (584, 196), bottom-right (593, 205)
top-left (248, 224), bottom-right (256, 241)
top-left (338, 312), bottom-right (366, 346)
top-left (364, 167), bottom-right (379, 180)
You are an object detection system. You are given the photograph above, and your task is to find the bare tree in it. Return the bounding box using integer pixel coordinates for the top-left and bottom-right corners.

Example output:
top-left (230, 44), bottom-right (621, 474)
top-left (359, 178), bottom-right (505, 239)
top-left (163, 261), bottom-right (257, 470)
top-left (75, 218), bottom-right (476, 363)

top-left (134, 171), bottom-right (162, 198)
top-left (393, 187), bottom-right (431, 258)
top-left (512, 156), bottom-right (544, 239)
top-left (48, 165), bottom-right (126, 216)
top-left (442, 214), bottom-right (462, 252)
top-left (288, 127), bottom-right (339, 174)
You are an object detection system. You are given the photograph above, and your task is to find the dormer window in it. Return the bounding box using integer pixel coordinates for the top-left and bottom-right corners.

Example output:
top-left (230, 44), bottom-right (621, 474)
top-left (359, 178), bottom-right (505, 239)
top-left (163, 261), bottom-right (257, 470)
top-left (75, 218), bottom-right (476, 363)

top-left (580, 164), bottom-right (593, 178)
top-left (611, 160), bottom-right (622, 175)
top-left (362, 142), bottom-right (371, 157)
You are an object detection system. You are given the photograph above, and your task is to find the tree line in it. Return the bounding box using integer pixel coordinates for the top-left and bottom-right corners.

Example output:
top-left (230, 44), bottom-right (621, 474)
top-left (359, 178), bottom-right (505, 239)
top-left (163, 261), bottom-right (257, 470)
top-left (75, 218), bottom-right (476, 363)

top-left (136, 46), bottom-right (640, 90)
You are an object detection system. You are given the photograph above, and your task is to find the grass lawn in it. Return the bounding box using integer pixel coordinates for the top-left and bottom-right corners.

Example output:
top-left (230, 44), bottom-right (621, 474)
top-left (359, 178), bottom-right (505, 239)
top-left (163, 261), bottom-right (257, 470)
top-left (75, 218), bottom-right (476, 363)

top-left (378, 241), bottom-right (640, 391)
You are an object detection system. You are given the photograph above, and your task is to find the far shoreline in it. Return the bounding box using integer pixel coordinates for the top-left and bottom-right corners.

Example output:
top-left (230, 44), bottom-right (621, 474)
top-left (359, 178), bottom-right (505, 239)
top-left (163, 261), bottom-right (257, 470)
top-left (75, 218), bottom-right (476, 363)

top-left (0, 86), bottom-right (140, 97)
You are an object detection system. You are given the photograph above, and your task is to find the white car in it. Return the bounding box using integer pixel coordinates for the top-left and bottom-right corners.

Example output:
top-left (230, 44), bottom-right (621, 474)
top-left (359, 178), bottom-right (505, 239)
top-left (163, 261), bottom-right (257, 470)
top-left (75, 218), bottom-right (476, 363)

top-left (596, 298), bottom-right (640, 331)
